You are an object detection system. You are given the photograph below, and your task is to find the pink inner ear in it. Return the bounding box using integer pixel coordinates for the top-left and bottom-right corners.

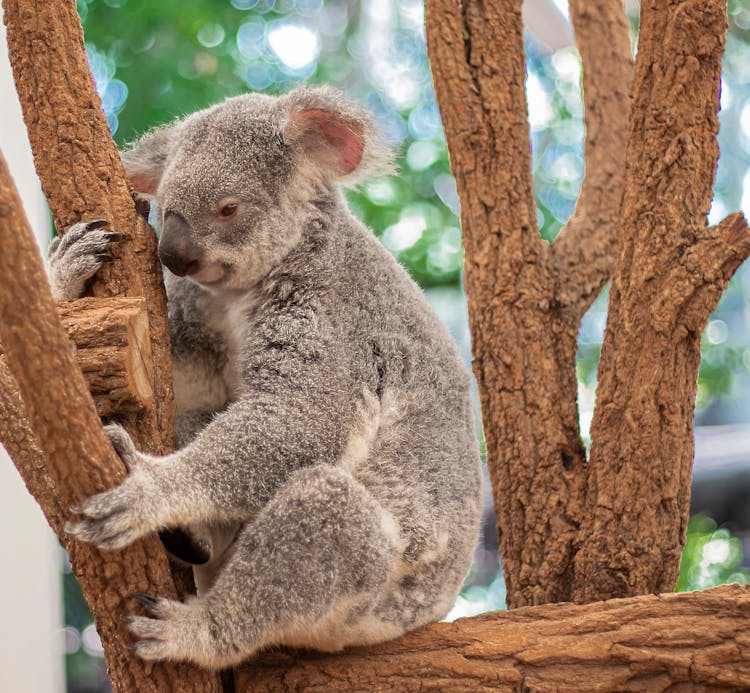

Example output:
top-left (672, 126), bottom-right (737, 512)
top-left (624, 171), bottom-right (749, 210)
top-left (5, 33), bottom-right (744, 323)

top-left (288, 110), bottom-right (364, 175)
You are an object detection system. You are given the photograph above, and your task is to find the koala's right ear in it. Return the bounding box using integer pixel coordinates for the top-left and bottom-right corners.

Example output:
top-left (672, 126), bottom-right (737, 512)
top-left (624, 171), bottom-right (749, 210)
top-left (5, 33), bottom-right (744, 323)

top-left (121, 123), bottom-right (181, 195)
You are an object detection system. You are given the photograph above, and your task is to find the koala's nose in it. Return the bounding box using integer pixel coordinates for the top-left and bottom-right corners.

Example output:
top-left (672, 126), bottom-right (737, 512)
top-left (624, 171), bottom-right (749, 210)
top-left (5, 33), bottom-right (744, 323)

top-left (159, 213), bottom-right (202, 277)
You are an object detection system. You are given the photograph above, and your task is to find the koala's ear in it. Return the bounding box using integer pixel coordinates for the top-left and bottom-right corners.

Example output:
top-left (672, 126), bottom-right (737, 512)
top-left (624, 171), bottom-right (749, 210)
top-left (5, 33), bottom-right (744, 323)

top-left (121, 122), bottom-right (181, 195)
top-left (281, 87), bottom-right (394, 185)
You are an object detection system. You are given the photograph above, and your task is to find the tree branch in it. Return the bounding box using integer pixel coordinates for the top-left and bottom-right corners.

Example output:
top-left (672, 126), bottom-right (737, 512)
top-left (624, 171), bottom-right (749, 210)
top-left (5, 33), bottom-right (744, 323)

top-left (0, 152), bottom-right (220, 692)
top-left (239, 585), bottom-right (750, 691)
top-left (3, 0), bottom-right (174, 455)
top-left (426, 0), bottom-right (588, 608)
top-left (574, 0), bottom-right (738, 603)
top-left (548, 0), bottom-right (633, 321)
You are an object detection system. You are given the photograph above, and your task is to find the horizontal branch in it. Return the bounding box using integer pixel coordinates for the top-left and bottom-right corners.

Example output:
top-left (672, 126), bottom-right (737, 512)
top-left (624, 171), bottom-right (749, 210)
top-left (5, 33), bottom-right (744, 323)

top-left (239, 585), bottom-right (750, 691)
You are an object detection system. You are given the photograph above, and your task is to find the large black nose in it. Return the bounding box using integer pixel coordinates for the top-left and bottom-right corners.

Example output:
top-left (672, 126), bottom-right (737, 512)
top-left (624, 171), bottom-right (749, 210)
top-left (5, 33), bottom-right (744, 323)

top-left (158, 213), bottom-right (202, 276)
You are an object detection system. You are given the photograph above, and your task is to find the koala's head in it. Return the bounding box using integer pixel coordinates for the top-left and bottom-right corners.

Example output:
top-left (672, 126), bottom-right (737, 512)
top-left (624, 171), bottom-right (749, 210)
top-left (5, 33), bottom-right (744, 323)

top-left (122, 86), bottom-right (391, 292)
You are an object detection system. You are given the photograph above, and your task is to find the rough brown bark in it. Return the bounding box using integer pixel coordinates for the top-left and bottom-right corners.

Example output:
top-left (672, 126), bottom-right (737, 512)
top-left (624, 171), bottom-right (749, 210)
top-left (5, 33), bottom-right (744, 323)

top-left (426, 0), bottom-right (750, 609)
top-left (238, 584), bottom-right (750, 692)
top-left (57, 297), bottom-right (155, 417)
top-left (0, 153), bottom-right (220, 691)
top-left (573, 1), bottom-right (750, 602)
top-left (425, 0), bottom-right (633, 607)
top-left (2, 0), bottom-right (173, 455)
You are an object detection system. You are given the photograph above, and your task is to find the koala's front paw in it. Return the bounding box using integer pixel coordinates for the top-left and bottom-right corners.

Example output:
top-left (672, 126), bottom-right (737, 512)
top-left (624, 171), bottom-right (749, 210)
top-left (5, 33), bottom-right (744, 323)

top-left (47, 219), bottom-right (125, 301)
top-left (123, 594), bottom-right (215, 666)
top-left (65, 426), bottom-right (155, 550)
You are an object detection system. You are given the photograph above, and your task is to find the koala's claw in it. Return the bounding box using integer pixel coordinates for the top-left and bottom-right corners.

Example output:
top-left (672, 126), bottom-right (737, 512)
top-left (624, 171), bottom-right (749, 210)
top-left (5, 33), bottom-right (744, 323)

top-left (84, 218), bottom-right (110, 231)
top-left (47, 219), bottom-right (125, 301)
top-left (104, 424), bottom-right (141, 470)
top-left (131, 592), bottom-right (160, 610)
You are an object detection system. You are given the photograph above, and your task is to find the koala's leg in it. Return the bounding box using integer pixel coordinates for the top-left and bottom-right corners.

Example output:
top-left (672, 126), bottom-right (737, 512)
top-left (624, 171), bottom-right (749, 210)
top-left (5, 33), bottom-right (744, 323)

top-left (173, 409), bottom-right (217, 449)
top-left (124, 465), bottom-right (400, 669)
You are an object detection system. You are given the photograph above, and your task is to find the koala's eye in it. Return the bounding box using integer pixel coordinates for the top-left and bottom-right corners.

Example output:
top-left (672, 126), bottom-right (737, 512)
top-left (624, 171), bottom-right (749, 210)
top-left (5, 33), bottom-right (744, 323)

top-left (219, 203), bottom-right (238, 218)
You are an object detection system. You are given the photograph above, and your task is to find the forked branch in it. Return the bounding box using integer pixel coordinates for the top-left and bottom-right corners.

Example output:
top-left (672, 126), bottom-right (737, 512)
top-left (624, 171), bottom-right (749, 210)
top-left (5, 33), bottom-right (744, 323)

top-left (549, 0), bottom-right (633, 320)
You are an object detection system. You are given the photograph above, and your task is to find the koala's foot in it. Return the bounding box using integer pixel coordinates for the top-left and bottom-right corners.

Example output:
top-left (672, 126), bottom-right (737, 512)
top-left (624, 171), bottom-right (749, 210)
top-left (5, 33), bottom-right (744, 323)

top-left (65, 425), bottom-right (158, 550)
top-left (123, 594), bottom-right (218, 665)
top-left (47, 219), bottom-right (125, 300)
top-left (122, 466), bottom-right (400, 668)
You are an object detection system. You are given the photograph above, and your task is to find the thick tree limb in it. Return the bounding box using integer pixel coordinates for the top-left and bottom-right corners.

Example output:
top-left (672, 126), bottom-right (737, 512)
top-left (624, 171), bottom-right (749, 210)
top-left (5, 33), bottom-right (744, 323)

top-left (549, 0), bottom-right (633, 321)
top-left (3, 0), bottom-right (174, 454)
top-left (426, 0), bottom-right (586, 607)
top-left (239, 584), bottom-right (750, 691)
top-left (573, 0), bottom-right (749, 603)
top-left (0, 152), bottom-right (220, 692)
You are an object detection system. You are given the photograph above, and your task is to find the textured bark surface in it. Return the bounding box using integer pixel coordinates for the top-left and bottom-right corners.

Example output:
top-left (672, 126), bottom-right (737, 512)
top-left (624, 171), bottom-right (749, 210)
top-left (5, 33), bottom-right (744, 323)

top-left (573, 1), bottom-right (750, 602)
top-left (58, 297), bottom-right (155, 417)
top-left (426, 0), bottom-right (750, 608)
top-left (239, 584), bottom-right (750, 692)
top-left (2, 0), bottom-right (173, 455)
top-left (0, 154), bottom-right (220, 691)
top-left (425, 0), bottom-right (632, 607)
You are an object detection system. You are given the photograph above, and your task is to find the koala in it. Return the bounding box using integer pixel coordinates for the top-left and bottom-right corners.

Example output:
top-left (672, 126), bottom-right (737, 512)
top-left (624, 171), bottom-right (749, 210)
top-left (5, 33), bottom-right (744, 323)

top-left (52, 86), bottom-right (482, 669)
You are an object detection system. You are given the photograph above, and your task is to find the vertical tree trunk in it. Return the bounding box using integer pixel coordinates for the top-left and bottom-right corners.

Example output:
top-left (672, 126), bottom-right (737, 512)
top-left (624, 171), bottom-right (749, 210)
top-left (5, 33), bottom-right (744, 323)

top-left (3, 0), bottom-right (173, 455)
top-left (573, 0), bottom-right (750, 602)
top-left (425, 0), bottom-right (632, 607)
top-left (426, 0), bottom-right (750, 608)
top-left (0, 0), bottom-right (221, 689)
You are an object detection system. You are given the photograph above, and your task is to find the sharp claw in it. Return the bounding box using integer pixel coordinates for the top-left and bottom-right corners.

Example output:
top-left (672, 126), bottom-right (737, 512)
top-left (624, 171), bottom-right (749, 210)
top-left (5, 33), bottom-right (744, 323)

top-left (69, 504), bottom-right (83, 514)
top-left (104, 232), bottom-right (126, 242)
top-left (95, 252), bottom-right (114, 263)
top-left (85, 219), bottom-right (109, 230)
top-left (131, 592), bottom-right (159, 607)
top-left (63, 522), bottom-right (79, 535)
top-left (120, 615), bottom-right (135, 625)
top-left (125, 644), bottom-right (139, 651)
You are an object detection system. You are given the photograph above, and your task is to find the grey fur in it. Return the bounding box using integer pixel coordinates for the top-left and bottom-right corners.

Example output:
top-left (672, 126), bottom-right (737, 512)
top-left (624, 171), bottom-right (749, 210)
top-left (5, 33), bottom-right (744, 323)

top-left (53, 86), bottom-right (482, 669)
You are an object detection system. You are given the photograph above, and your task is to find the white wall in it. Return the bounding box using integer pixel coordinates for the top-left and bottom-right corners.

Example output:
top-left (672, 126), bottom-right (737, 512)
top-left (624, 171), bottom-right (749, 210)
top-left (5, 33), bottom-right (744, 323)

top-left (0, 20), bottom-right (64, 693)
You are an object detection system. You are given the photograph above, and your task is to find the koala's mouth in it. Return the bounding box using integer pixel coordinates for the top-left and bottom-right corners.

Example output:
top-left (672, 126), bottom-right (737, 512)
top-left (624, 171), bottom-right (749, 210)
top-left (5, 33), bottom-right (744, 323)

top-left (186, 260), bottom-right (227, 284)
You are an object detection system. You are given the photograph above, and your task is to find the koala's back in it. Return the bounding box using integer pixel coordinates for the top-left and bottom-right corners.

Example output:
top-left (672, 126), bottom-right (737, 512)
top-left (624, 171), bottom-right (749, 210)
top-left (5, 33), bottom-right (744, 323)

top-left (237, 203), bottom-right (483, 639)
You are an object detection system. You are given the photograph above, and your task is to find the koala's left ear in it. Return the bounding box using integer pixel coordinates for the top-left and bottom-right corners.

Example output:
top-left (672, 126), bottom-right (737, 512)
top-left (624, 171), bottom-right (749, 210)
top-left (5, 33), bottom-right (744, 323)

top-left (281, 86), bottom-right (394, 185)
top-left (121, 119), bottom-right (183, 195)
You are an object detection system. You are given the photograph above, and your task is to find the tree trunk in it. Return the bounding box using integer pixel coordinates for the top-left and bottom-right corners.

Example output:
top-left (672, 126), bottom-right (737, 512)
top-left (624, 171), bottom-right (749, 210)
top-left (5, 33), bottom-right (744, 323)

top-left (425, 0), bottom-right (633, 608)
top-left (426, 0), bottom-right (750, 608)
top-left (0, 155), bottom-right (221, 692)
top-left (573, 0), bottom-right (749, 603)
top-left (0, 0), bottom-right (221, 689)
top-left (3, 0), bottom-right (173, 455)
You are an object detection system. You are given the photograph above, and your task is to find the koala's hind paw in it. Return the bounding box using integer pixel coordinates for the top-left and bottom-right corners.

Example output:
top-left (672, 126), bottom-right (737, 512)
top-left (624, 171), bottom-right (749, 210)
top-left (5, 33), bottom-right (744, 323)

top-left (124, 595), bottom-right (215, 665)
top-left (47, 219), bottom-right (125, 301)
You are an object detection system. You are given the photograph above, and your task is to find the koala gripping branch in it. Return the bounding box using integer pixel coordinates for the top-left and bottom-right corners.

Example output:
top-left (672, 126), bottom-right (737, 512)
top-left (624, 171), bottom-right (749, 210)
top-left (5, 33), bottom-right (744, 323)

top-left (0, 154), bottom-right (221, 692)
top-left (3, 0), bottom-right (174, 456)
